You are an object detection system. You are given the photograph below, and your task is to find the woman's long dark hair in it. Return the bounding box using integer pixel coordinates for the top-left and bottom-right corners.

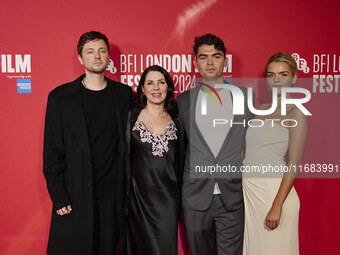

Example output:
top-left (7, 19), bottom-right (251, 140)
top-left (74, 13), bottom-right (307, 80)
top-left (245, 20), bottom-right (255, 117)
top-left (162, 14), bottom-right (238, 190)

top-left (136, 65), bottom-right (178, 114)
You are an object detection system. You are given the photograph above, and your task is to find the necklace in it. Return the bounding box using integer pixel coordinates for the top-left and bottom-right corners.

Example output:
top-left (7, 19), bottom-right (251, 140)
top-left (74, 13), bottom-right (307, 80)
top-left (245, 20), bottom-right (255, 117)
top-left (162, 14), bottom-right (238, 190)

top-left (82, 78), bottom-right (107, 90)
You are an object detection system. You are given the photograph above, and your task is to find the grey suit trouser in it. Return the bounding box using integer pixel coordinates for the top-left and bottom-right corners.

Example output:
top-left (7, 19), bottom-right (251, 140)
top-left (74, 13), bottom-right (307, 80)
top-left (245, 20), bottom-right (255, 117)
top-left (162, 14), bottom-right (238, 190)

top-left (183, 195), bottom-right (244, 255)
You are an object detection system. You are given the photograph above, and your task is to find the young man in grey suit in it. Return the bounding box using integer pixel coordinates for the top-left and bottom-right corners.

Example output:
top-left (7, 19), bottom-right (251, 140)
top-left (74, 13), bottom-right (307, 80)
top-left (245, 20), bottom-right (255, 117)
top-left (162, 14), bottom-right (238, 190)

top-left (43, 31), bottom-right (134, 255)
top-left (177, 34), bottom-right (253, 255)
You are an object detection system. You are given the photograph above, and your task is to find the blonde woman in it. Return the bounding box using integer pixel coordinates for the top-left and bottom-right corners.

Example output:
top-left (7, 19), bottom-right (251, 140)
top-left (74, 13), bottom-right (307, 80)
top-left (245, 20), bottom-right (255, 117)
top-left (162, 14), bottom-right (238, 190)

top-left (243, 53), bottom-right (307, 255)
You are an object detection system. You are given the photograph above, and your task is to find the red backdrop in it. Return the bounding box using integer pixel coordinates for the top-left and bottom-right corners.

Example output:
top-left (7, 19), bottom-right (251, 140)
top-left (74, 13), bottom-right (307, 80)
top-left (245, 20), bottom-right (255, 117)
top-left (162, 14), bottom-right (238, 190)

top-left (0, 0), bottom-right (339, 254)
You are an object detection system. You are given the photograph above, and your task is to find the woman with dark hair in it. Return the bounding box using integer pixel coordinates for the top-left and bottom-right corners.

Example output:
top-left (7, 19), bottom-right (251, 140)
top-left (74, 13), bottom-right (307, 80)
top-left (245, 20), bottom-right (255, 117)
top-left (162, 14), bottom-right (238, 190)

top-left (125, 65), bottom-right (184, 255)
top-left (242, 53), bottom-right (307, 254)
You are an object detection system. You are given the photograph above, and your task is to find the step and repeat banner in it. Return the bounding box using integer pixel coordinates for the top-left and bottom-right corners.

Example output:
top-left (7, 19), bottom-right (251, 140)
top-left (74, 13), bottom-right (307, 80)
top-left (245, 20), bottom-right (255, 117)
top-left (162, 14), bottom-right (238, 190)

top-left (0, 0), bottom-right (339, 254)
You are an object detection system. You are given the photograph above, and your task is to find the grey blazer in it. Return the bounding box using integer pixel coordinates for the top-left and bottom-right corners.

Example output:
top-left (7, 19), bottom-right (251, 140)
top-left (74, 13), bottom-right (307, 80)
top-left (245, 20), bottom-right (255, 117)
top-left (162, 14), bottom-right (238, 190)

top-left (177, 85), bottom-right (253, 211)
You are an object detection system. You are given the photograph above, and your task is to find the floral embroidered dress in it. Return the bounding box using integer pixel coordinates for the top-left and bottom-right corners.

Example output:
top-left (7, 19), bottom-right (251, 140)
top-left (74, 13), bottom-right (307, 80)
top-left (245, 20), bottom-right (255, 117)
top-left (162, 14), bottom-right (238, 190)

top-left (127, 118), bottom-right (180, 255)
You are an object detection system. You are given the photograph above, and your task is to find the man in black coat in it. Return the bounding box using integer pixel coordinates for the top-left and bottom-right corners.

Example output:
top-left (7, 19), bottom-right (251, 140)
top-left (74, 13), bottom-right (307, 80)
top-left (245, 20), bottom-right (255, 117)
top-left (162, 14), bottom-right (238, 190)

top-left (43, 31), bottom-right (134, 255)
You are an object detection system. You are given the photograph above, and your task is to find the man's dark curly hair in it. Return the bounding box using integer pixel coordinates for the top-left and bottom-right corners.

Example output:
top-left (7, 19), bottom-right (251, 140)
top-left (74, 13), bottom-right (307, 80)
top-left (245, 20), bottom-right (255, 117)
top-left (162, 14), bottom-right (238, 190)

top-left (193, 33), bottom-right (226, 57)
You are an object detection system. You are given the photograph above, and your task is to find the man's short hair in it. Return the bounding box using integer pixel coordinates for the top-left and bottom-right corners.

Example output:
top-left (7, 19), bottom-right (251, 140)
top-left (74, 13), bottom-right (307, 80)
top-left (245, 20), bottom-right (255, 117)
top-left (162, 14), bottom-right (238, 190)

top-left (77, 31), bottom-right (110, 56)
top-left (193, 33), bottom-right (226, 57)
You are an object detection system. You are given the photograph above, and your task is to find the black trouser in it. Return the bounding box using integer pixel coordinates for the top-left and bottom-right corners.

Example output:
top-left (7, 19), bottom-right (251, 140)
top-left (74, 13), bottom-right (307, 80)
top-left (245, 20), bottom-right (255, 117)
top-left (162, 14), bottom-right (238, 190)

top-left (183, 195), bottom-right (244, 255)
top-left (93, 196), bottom-right (119, 255)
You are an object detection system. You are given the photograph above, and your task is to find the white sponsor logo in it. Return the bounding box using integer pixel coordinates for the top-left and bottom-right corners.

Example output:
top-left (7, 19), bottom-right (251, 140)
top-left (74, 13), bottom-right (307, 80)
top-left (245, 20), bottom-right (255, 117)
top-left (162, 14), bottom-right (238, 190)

top-left (292, 53), bottom-right (310, 74)
top-left (106, 59), bottom-right (117, 74)
top-left (1, 54), bottom-right (31, 73)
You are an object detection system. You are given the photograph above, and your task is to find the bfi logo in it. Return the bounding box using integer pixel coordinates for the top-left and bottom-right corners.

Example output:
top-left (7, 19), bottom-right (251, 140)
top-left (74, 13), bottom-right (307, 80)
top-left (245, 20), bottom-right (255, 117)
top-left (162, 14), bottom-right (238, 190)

top-left (1, 54), bottom-right (31, 73)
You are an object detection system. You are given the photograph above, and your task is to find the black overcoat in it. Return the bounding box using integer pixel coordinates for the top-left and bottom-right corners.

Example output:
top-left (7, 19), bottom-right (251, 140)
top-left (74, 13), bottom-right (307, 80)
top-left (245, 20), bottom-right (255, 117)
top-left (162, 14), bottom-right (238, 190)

top-left (43, 75), bottom-right (134, 255)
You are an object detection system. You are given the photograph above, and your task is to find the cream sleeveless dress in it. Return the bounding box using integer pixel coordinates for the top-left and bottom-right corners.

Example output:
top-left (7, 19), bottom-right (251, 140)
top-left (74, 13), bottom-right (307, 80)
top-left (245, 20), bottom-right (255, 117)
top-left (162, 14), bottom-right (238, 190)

top-left (242, 120), bottom-right (300, 255)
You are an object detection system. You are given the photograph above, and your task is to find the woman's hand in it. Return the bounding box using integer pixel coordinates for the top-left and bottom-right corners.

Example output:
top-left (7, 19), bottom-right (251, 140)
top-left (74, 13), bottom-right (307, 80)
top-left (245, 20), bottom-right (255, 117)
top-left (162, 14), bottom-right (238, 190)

top-left (265, 204), bottom-right (282, 230)
top-left (56, 205), bottom-right (72, 216)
